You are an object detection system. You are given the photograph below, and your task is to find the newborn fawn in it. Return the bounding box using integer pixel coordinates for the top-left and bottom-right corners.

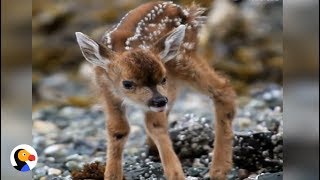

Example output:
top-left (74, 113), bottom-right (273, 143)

top-left (76, 1), bottom-right (236, 179)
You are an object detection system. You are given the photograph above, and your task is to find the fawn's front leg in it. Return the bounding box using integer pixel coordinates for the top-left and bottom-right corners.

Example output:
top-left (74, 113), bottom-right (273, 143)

top-left (146, 78), bottom-right (179, 155)
top-left (94, 67), bottom-right (130, 180)
top-left (144, 112), bottom-right (185, 180)
top-left (169, 57), bottom-right (236, 180)
top-left (104, 106), bottom-right (130, 180)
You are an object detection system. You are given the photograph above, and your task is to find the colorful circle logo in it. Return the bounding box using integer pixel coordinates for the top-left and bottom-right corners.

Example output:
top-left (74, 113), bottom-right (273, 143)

top-left (10, 144), bottom-right (38, 172)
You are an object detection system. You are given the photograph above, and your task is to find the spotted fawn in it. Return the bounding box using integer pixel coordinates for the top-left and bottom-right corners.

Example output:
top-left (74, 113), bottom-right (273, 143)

top-left (76, 1), bottom-right (236, 180)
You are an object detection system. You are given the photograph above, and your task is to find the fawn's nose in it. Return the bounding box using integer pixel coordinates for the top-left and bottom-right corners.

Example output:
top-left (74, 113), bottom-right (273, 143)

top-left (150, 96), bottom-right (168, 107)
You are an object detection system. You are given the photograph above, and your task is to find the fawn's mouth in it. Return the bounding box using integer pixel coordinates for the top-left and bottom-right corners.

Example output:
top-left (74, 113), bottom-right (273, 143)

top-left (149, 105), bottom-right (167, 112)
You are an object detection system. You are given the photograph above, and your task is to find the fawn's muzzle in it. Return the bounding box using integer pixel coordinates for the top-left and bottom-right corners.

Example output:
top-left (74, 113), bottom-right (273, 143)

top-left (149, 96), bottom-right (168, 112)
top-left (150, 96), bottom-right (168, 107)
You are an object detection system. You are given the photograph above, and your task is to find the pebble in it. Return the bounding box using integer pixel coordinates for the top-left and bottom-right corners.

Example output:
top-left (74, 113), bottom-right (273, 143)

top-left (34, 167), bottom-right (47, 177)
top-left (65, 161), bottom-right (81, 171)
top-left (33, 120), bottom-right (59, 134)
top-left (44, 144), bottom-right (68, 156)
top-left (65, 154), bottom-right (84, 161)
top-left (48, 168), bottom-right (62, 175)
top-left (238, 168), bottom-right (250, 179)
top-left (59, 106), bottom-right (86, 119)
top-left (237, 117), bottom-right (252, 129)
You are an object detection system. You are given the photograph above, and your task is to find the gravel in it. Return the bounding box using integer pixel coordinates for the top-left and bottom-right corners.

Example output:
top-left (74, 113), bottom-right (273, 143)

top-left (32, 84), bottom-right (283, 180)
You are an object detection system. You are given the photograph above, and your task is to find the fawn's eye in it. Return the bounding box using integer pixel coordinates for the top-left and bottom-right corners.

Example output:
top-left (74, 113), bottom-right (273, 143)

top-left (161, 77), bottom-right (167, 84)
top-left (122, 81), bottom-right (134, 89)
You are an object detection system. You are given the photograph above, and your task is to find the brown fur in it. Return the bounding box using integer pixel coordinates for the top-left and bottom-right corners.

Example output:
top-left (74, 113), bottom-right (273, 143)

top-left (78, 1), bottom-right (236, 180)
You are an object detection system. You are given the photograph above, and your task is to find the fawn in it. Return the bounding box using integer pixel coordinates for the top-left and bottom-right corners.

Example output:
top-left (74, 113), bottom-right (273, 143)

top-left (75, 1), bottom-right (236, 180)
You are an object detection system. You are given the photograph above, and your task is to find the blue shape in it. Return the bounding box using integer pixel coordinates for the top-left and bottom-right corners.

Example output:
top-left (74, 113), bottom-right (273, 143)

top-left (21, 164), bottom-right (30, 172)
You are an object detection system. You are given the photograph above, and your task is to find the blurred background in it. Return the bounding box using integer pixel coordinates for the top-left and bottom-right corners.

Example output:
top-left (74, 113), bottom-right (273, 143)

top-left (1, 0), bottom-right (318, 180)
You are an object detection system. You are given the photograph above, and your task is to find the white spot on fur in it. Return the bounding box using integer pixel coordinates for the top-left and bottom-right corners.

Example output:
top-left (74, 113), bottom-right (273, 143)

top-left (183, 42), bottom-right (195, 50)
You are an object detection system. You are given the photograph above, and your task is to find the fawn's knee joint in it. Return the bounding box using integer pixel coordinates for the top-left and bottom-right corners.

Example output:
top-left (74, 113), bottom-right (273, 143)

top-left (113, 132), bottom-right (128, 140)
top-left (226, 110), bottom-right (235, 120)
top-left (153, 122), bottom-right (161, 128)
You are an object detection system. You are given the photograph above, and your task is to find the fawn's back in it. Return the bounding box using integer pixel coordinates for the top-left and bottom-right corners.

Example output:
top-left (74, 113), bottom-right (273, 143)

top-left (101, 1), bottom-right (206, 53)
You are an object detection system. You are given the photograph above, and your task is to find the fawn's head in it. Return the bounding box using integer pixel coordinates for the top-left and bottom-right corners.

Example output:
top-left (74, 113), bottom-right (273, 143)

top-left (75, 25), bottom-right (186, 112)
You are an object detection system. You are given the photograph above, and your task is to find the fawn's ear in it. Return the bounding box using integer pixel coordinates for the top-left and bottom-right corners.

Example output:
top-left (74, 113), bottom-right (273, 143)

top-left (75, 32), bottom-right (114, 69)
top-left (154, 25), bottom-right (186, 63)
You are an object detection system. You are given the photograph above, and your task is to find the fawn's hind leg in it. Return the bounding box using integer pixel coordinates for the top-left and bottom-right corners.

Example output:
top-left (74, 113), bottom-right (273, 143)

top-left (144, 112), bottom-right (185, 180)
top-left (168, 56), bottom-right (236, 180)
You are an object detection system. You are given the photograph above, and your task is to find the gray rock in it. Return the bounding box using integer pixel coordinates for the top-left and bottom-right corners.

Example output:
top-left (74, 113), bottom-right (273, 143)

top-left (44, 144), bottom-right (69, 157)
top-left (65, 154), bottom-right (84, 162)
top-left (65, 161), bottom-right (81, 171)
top-left (33, 167), bottom-right (47, 177)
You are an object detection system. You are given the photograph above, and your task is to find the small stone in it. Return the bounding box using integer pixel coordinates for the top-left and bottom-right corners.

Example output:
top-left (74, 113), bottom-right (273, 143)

top-left (33, 120), bottom-right (58, 134)
top-left (47, 157), bottom-right (55, 162)
top-left (65, 161), bottom-right (81, 171)
top-left (193, 158), bottom-right (204, 167)
top-left (65, 154), bottom-right (84, 161)
top-left (237, 117), bottom-right (252, 129)
top-left (141, 152), bottom-right (147, 158)
top-left (59, 106), bottom-right (85, 119)
top-left (238, 169), bottom-right (249, 179)
top-left (274, 106), bottom-right (281, 112)
top-left (48, 168), bottom-right (62, 175)
top-left (263, 92), bottom-right (272, 101)
top-left (44, 144), bottom-right (67, 156)
top-left (257, 172), bottom-right (282, 180)
top-left (186, 176), bottom-right (199, 180)
top-left (34, 167), bottom-right (47, 177)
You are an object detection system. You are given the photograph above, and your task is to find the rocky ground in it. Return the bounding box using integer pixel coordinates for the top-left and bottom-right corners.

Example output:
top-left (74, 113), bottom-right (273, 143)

top-left (32, 84), bottom-right (283, 180)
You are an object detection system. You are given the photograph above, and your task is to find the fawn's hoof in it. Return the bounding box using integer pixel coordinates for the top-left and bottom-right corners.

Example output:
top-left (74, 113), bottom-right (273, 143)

top-left (167, 172), bottom-right (185, 180)
top-left (209, 166), bottom-right (230, 180)
top-left (104, 173), bottom-right (124, 180)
